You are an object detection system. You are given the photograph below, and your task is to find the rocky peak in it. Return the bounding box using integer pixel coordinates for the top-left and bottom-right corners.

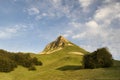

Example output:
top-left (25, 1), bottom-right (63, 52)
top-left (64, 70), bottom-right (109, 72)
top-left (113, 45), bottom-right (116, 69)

top-left (55, 36), bottom-right (69, 46)
top-left (42, 36), bottom-right (72, 53)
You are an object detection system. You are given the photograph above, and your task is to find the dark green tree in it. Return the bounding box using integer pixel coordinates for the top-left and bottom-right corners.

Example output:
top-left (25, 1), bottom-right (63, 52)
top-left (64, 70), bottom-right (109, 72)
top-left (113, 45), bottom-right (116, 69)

top-left (0, 49), bottom-right (42, 72)
top-left (83, 47), bottom-right (113, 69)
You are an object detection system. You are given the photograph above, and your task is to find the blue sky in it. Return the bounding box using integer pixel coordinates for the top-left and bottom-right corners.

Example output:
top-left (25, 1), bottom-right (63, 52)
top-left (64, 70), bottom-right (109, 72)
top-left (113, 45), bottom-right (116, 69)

top-left (0, 0), bottom-right (120, 60)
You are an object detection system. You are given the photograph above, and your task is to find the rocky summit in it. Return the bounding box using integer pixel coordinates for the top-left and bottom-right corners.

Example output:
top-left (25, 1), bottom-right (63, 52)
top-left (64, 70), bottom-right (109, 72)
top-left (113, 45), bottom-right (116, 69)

top-left (41, 36), bottom-right (87, 54)
top-left (41, 36), bottom-right (73, 54)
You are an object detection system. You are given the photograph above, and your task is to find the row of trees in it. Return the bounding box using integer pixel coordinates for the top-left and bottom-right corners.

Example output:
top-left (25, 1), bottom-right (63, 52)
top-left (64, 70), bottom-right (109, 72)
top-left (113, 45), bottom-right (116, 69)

top-left (83, 47), bottom-right (113, 69)
top-left (0, 49), bottom-right (42, 72)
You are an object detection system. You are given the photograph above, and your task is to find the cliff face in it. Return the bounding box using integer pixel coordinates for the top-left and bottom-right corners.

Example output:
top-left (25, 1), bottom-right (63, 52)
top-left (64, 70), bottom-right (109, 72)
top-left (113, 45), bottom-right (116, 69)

top-left (46, 36), bottom-right (70, 49)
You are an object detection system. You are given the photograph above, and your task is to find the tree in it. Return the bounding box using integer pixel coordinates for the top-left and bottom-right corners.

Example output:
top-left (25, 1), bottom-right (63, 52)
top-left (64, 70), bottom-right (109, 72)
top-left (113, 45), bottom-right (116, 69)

top-left (0, 49), bottom-right (43, 72)
top-left (83, 47), bottom-right (113, 69)
top-left (32, 57), bottom-right (43, 65)
top-left (0, 56), bottom-right (17, 72)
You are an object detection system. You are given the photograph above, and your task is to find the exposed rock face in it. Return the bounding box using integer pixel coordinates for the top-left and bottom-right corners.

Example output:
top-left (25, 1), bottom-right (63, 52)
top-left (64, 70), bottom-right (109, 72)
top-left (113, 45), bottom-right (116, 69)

top-left (40, 35), bottom-right (88, 54)
top-left (42, 36), bottom-right (73, 54)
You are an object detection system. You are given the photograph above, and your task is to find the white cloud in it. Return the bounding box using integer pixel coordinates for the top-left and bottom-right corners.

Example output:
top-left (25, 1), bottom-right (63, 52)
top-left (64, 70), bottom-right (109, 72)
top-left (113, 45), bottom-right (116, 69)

top-left (72, 32), bottom-right (86, 39)
top-left (68, 20), bottom-right (100, 39)
top-left (94, 2), bottom-right (120, 26)
top-left (42, 13), bottom-right (47, 16)
top-left (62, 30), bottom-right (73, 38)
top-left (24, 0), bottom-right (83, 21)
top-left (35, 13), bottom-right (47, 20)
top-left (69, 22), bottom-right (82, 28)
top-left (79, 0), bottom-right (94, 11)
top-left (27, 7), bottom-right (40, 15)
top-left (0, 24), bottom-right (30, 39)
top-left (63, 34), bottom-right (69, 37)
top-left (35, 12), bottom-right (56, 20)
top-left (86, 20), bottom-right (99, 28)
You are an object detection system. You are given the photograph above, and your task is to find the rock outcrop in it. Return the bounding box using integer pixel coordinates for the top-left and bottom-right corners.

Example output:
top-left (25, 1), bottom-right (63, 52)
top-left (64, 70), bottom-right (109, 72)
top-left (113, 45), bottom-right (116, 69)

top-left (42, 36), bottom-right (73, 54)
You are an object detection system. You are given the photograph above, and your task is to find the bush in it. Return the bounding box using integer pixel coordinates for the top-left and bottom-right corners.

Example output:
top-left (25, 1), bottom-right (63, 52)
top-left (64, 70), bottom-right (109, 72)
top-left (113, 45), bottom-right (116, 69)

top-left (0, 49), bottom-right (42, 72)
top-left (14, 53), bottom-right (33, 67)
top-left (83, 47), bottom-right (113, 69)
top-left (28, 66), bottom-right (36, 71)
top-left (32, 57), bottom-right (43, 65)
top-left (0, 57), bottom-right (17, 72)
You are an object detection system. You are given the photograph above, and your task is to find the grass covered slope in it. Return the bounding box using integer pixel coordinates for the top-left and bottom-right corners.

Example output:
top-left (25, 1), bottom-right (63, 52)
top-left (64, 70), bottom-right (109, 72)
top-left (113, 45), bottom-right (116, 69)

top-left (0, 53), bottom-right (120, 80)
top-left (0, 46), bottom-right (119, 80)
top-left (33, 46), bottom-right (85, 73)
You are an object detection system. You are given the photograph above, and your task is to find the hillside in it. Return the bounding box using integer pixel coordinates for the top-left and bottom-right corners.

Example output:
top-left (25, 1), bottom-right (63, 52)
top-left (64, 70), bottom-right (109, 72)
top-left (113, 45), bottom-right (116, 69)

top-left (0, 36), bottom-right (120, 80)
top-left (0, 53), bottom-right (120, 80)
top-left (37, 36), bottom-right (88, 69)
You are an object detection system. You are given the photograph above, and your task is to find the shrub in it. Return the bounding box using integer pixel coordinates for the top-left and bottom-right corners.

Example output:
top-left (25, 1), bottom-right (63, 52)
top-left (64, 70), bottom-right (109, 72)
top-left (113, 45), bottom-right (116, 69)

top-left (32, 57), bottom-right (43, 65)
top-left (83, 47), bottom-right (113, 69)
top-left (28, 66), bottom-right (36, 71)
top-left (0, 49), bottom-right (42, 72)
top-left (0, 57), bottom-right (17, 72)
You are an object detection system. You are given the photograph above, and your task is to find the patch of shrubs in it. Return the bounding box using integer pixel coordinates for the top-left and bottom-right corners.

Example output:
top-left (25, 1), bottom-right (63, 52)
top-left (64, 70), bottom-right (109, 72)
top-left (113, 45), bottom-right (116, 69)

top-left (0, 49), bottom-right (42, 72)
top-left (83, 47), bottom-right (113, 69)
top-left (0, 56), bottom-right (17, 72)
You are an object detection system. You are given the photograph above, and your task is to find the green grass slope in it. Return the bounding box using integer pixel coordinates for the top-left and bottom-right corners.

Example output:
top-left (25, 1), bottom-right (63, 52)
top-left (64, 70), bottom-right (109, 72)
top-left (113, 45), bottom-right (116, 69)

top-left (35, 45), bottom-right (86, 69)
top-left (0, 56), bottom-right (120, 80)
top-left (0, 46), bottom-right (120, 80)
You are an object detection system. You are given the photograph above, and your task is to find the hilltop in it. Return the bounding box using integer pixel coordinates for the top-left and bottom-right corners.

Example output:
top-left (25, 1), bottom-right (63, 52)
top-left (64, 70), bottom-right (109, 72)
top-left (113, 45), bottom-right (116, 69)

top-left (41, 36), bottom-right (88, 54)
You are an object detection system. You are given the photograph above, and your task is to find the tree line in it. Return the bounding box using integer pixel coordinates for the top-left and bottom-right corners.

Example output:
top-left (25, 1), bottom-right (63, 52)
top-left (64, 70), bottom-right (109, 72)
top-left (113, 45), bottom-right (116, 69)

top-left (0, 49), bottom-right (42, 72)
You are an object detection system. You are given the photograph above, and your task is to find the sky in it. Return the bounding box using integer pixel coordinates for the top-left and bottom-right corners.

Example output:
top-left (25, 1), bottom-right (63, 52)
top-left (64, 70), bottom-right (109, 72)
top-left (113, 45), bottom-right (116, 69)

top-left (0, 0), bottom-right (120, 60)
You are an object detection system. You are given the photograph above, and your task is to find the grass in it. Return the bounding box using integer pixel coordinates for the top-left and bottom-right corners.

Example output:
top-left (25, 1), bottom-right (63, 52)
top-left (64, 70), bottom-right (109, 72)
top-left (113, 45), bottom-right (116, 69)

top-left (0, 46), bottom-right (120, 80)
top-left (0, 60), bottom-right (119, 80)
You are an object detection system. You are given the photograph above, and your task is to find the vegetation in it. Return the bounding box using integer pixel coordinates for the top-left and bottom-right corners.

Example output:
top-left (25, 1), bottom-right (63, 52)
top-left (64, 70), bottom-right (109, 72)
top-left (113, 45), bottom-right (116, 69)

top-left (0, 41), bottom-right (118, 79)
top-left (0, 49), bottom-right (42, 72)
top-left (0, 53), bottom-right (119, 80)
top-left (83, 47), bottom-right (113, 69)
top-left (0, 46), bottom-right (119, 80)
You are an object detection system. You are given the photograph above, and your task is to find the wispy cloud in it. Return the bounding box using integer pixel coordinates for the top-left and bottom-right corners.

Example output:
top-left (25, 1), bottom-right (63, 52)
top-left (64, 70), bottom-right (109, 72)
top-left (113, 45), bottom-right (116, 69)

top-left (0, 24), bottom-right (31, 39)
top-left (94, 1), bottom-right (120, 26)
top-left (27, 7), bottom-right (40, 15)
top-left (24, 0), bottom-right (84, 21)
top-left (79, 0), bottom-right (94, 11)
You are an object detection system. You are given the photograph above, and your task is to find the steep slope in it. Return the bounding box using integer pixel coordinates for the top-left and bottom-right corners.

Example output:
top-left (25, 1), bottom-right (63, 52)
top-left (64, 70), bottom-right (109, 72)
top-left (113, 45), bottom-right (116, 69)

top-left (41, 36), bottom-right (88, 54)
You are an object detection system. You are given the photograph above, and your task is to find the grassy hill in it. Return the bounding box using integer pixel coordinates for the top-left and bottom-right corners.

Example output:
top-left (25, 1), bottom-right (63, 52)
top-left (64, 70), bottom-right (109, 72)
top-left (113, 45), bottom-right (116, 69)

top-left (0, 46), bottom-right (120, 80)
top-left (0, 55), bottom-right (120, 80)
top-left (0, 36), bottom-right (119, 80)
